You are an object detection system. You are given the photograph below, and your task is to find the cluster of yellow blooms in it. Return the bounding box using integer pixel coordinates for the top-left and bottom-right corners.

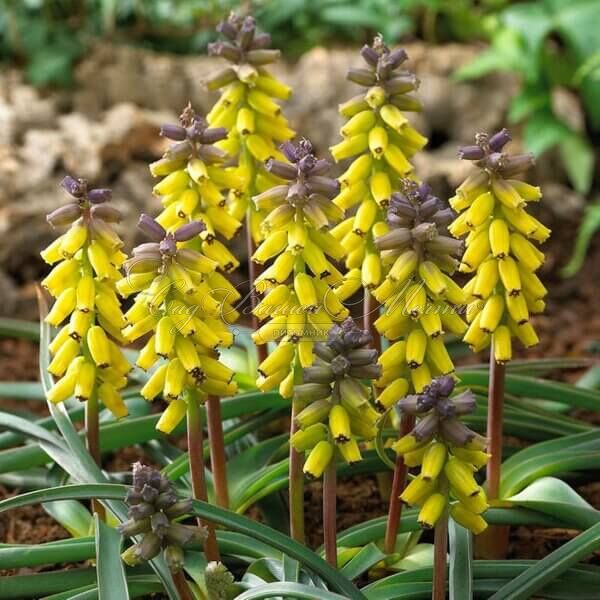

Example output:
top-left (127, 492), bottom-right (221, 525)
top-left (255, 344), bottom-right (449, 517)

top-left (448, 130), bottom-right (550, 363)
top-left (251, 140), bottom-right (351, 395)
top-left (150, 104), bottom-right (243, 274)
top-left (41, 177), bottom-right (131, 418)
top-left (206, 12), bottom-right (295, 244)
top-left (290, 318), bottom-right (381, 477)
top-left (372, 181), bottom-right (467, 403)
top-left (393, 376), bottom-right (489, 534)
top-left (330, 36), bottom-right (427, 293)
top-left (118, 216), bottom-right (238, 433)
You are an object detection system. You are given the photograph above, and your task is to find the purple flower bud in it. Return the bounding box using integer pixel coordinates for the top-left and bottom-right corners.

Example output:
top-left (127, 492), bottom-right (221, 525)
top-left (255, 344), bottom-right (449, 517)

top-left (61, 175), bottom-right (86, 197)
top-left (136, 532), bottom-right (162, 561)
top-left (347, 67), bottom-right (377, 87)
top-left (265, 158), bottom-right (297, 180)
top-left (439, 418), bottom-right (474, 447)
top-left (164, 499), bottom-right (193, 519)
top-left (298, 154), bottom-right (316, 174)
top-left (433, 375), bottom-right (455, 396)
top-left (386, 73), bottom-right (419, 95)
top-left (458, 145), bottom-right (485, 161)
top-left (411, 222), bottom-right (438, 243)
top-left (330, 355), bottom-right (351, 377)
top-left (426, 235), bottom-right (463, 256)
top-left (251, 32), bottom-right (272, 49)
top-left (159, 236), bottom-right (177, 256)
top-left (313, 342), bottom-right (336, 362)
top-left (498, 153), bottom-right (535, 177)
top-left (87, 188), bottom-right (112, 204)
top-left (360, 45), bottom-right (380, 66)
top-left (246, 49), bottom-right (281, 66)
top-left (208, 41), bottom-right (242, 62)
top-left (412, 413), bottom-right (438, 441)
top-left (91, 203), bottom-right (122, 223)
top-left (419, 197), bottom-right (442, 219)
top-left (138, 214), bottom-right (166, 241)
top-left (417, 182), bottom-right (432, 198)
top-left (349, 364), bottom-right (382, 379)
top-left (199, 127), bottom-right (228, 144)
top-left (294, 383), bottom-right (332, 402)
top-left (129, 502), bottom-right (155, 520)
top-left (165, 140), bottom-right (194, 161)
top-left (375, 228), bottom-right (411, 251)
top-left (216, 19), bottom-right (238, 40)
top-left (387, 48), bottom-right (408, 69)
top-left (431, 208), bottom-right (455, 227)
top-left (311, 159), bottom-right (331, 176)
top-left (279, 141), bottom-right (298, 163)
top-left (160, 123), bottom-right (187, 141)
top-left (450, 390), bottom-right (476, 415)
top-left (118, 517), bottom-right (151, 537)
top-left (489, 128), bottom-right (512, 152)
top-left (346, 348), bottom-right (378, 366)
top-left (238, 16), bottom-right (256, 50)
top-left (151, 511), bottom-right (170, 536)
top-left (133, 242), bottom-right (161, 257)
top-left (46, 203), bottom-right (81, 227)
top-left (302, 365), bottom-right (335, 384)
top-left (174, 221), bottom-right (206, 241)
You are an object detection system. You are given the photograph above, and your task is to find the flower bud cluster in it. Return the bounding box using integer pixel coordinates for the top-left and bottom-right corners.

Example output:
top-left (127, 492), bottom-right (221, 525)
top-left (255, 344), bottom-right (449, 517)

top-left (329, 36), bottom-right (428, 295)
top-left (205, 561), bottom-right (236, 600)
top-left (393, 376), bottom-right (489, 534)
top-left (251, 140), bottom-right (351, 396)
top-left (119, 217), bottom-right (238, 433)
top-left (41, 176), bottom-right (131, 418)
top-left (373, 181), bottom-right (467, 400)
top-left (120, 462), bottom-right (205, 572)
top-left (206, 12), bottom-right (295, 244)
top-left (448, 130), bottom-right (550, 363)
top-left (151, 104), bottom-right (243, 273)
top-left (290, 318), bottom-right (381, 478)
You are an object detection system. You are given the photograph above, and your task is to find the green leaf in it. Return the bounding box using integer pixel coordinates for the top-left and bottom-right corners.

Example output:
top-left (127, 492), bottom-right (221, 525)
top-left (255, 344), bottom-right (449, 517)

top-left (501, 2), bottom-right (553, 54)
top-left (508, 88), bottom-right (550, 123)
top-left (42, 499), bottom-right (92, 538)
top-left (0, 568), bottom-right (97, 599)
top-left (235, 582), bottom-right (350, 600)
top-left (449, 521), bottom-right (472, 600)
top-left (0, 484), bottom-right (365, 600)
top-left (489, 521), bottom-right (600, 600)
top-left (0, 537), bottom-right (95, 570)
top-left (0, 317), bottom-right (40, 340)
top-left (562, 203), bottom-right (600, 277)
top-left (387, 543), bottom-right (434, 571)
top-left (340, 543), bottom-right (386, 581)
top-left (95, 513), bottom-right (130, 600)
top-left (523, 112), bottom-right (570, 156)
top-left (559, 133), bottom-right (595, 193)
top-left (507, 477), bottom-right (599, 530)
top-left (0, 411), bottom-right (64, 447)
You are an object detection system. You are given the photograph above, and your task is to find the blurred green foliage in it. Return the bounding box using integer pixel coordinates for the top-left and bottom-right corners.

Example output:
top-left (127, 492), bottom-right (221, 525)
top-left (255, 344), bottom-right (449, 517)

top-left (0, 0), bottom-right (508, 87)
top-left (456, 0), bottom-right (600, 196)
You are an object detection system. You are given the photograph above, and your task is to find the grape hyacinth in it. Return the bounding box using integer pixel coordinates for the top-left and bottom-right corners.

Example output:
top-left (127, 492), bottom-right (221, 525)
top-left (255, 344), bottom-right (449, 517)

top-left (291, 318), bottom-right (381, 478)
top-left (393, 376), bottom-right (490, 534)
top-left (120, 462), bottom-right (205, 572)
top-left (373, 180), bottom-right (467, 398)
top-left (448, 130), bottom-right (550, 363)
top-left (330, 35), bottom-right (428, 297)
top-left (206, 12), bottom-right (295, 245)
top-left (251, 139), bottom-right (348, 395)
top-left (118, 216), bottom-right (238, 434)
top-left (41, 176), bottom-right (131, 418)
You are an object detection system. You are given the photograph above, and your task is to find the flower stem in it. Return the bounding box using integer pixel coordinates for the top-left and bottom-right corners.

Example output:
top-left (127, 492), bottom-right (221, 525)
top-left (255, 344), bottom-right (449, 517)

top-left (432, 478), bottom-right (449, 600)
top-left (289, 358), bottom-right (305, 543)
top-left (486, 347), bottom-right (505, 499)
top-left (384, 413), bottom-right (415, 554)
top-left (206, 394), bottom-right (229, 509)
top-left (363, 290), bottom-right (381, 354)
top-left (85, 392), bottom-right (105, 519)
top-left (476, 346), bottom-right (510, 558)
top-left (323, 459), bottom-right (337, 567)
top-left (172, 570), bottom-right (194, 600)
top-left (187, 392), bottom-right (219, 562)
top-left (247, 210), bottom-right (267, 364)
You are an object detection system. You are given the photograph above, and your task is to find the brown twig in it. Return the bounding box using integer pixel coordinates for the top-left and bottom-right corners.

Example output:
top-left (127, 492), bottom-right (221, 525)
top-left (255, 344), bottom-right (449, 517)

top-left (432, 492), bottom-right (449, 600)
top-left (86, 393), bottom-right (105, 519)
top-left (384, 414), bottom-right (415, 554)
top-left (206, 395), bottom-right (230, 509)
top-left (186, 394), bottom-right (219, 561)
top-left (289, 396), bottom-right (305, 543)
top-left (172, 570), bottom-right (195, 600)
top-left (247, 211), bottom-right (268, 364)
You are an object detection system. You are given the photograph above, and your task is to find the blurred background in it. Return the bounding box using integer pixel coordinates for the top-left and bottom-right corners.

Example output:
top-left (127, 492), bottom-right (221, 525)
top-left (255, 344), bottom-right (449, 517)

top-left (0, 0), bottom-right (599, 361)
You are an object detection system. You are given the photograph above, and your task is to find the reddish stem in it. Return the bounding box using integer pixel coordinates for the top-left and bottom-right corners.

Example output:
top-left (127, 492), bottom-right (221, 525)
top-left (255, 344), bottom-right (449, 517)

top-left (384, 414), bottom-right (415, 554)
top-left (289, 398), bottom-right (305, 543)
top-left (323, 459), bottom-right (337, 567)
top-left (486, 350), bottom-right (505, 499)
top-left (432, 502), bottom-right (449, 600)
top-left (363, 290), bottom-right (381, 354)
top-left (172, 570), bottom-right (194, 600)
top-left (206, 394), bottom-right (229, 509)
top-left (187, 394), bottom-right (219, 561)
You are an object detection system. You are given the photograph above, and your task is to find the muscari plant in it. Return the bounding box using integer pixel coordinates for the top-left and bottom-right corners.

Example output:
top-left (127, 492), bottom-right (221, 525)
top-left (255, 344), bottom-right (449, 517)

top-left (41, 176), bottom-right (130, 516)
top-left (2, 12), bottom-right (600, 600)
top-left (205, 12), bottom-right (295, 354)
top-left (250, 138), bottom-right (348, 543)
top-left (149, 103), bottom-right (244, 513)
top-left (372, 180), bottom-right (467, 553)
